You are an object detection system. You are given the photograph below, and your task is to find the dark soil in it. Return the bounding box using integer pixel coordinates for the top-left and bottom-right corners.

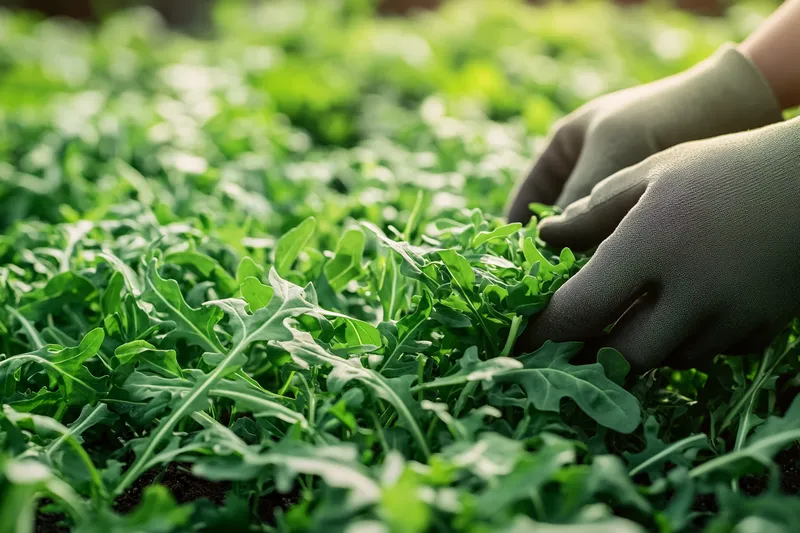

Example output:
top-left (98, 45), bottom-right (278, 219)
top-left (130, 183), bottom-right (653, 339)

top-left (113, 462), bottom-right (231, 513)
top-left (691, 444), bottom-right (800, 519)
top-left (35, 501), bottom-right (69, 533)
top-left (256, 488), bottom-right (302, 523)
top-left (739, 444), bottom-right (800, 496)
top-left (113, 462), bottom-right (300, 524)
top-left (35, 462), bottom-right (298, 533)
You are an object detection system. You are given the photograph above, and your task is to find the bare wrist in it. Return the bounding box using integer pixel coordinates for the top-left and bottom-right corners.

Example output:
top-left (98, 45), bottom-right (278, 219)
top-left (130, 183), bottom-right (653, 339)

top-left (740, 45), bottom-right (800, 110)
top-left (739, 0), bottom-right (800, 110)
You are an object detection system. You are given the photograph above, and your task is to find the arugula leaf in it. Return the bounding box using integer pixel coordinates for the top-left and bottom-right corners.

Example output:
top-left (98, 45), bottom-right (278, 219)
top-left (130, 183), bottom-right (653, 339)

top-left (476, 439), bottom-right (575, 517)
top-left (97, 251), bottom-right (143, 297)
top-left (0, 456), bottom-right (88, 529)
top-left (277, 329), bottom-right (429, 457)
top-left (141, 258), bottom-right (224, 353)
top-left (498, 342), bottom-right (641, 433)
top-left (472, 223), bottom-right (522, 248)
top-left (5, 305), bottom-right (45, 349)
top-left (16, 272), bottom-right (95, 321)
top-left (46, 404), bottom-right (117, 457)
top-left (379, 291), bottom-right (433, 371)
top-left (123, 371), bottom-right (306, 428)
top-left (438, 249), bottom-right (475, 291)
top-left (240, 276), bottom-right (274, 312)
top-left (236, 257), bottom-right (265, 284)
top-left (325, 227), bottom-right (365, 292)
top-left (113, 269), bottom-right (316, 496)
top-left (274, 216), bottom-right (316, 276)
top-left (0, 329), bottom-right (108, 408)
top-left (195, 440), bottom-right (380, 505)
top-left (376, 253), bottom-right (401, 322)
top-left (164, 250), bottom-right (239, 296)
top-left (690, 396), bottom-right (800, 481)
top-left (597, 347), bottom-right (630, 386)
top-left (115, 340), bottom-right (183, 378)
top-left (625, 417), bottom-right (707, 478)
top-left (0, 4), bottom-right (793, 530)
top-left (4, 405), bottom-right (108, 500)
top-left (413, 346), bottom-right (522, 392)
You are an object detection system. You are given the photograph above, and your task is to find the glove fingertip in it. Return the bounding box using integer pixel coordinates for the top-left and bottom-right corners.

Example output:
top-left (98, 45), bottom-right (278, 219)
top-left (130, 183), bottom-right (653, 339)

top-left (538, 226), bottom-right (576, 251)
top-left (538, 197), bottom-right (590, 247)
top-left (537, 215), bottom-right (565, 238)
top-left (537, 213), bottom-right (564, 227)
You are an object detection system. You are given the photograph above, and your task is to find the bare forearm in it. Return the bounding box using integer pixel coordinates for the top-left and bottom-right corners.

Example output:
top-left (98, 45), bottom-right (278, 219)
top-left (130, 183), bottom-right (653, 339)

top-left (740, 0), bottom-right (800, 110)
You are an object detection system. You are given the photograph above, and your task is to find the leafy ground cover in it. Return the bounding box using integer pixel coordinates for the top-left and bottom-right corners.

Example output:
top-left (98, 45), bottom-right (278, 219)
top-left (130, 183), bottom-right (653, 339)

top-left (1, 1), bottom-right (799, 532)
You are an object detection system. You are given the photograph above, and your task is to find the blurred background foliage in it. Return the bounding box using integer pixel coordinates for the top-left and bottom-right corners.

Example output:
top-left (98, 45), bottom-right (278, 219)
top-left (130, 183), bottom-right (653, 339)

top-left (0, 0), bottom-right (783, 30)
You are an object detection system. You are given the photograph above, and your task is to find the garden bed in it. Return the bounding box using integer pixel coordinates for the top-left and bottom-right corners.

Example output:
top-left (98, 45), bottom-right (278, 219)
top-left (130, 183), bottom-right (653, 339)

top-left (2, 1), bottom-right (797, 532)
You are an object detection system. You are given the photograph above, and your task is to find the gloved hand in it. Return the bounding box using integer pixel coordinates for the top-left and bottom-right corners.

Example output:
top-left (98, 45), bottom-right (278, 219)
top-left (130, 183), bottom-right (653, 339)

top-left (507, 44), bottom-right (783, 224)
top-left (517, 118), bottom-right (800, 372)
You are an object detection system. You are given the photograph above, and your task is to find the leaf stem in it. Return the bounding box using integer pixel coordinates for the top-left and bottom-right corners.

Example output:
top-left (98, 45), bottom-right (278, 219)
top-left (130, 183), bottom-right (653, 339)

top-left (417, 356), bottom-right (426, 402)
top-left (530, 489), bottom-right (547, 521)
top-left (10, 409), bottom-right (108, 503)
top-left (296, 373), bottom-right (316, 427)
top-left (278, 371), bottom-right (296, 396)
top-left (454, 382), bottom-right (477, 417)
top-left (383, 411), bottom-right (398, 428)
top-left (720, 337), bottom-right (800, 436)
top-left (44, 478), bottom-right (89, 524)
top-left (500, 315), bottom-right (523, 357)
top-left (512, 415), bottom-right (530, 440)
top-left (442, 263), bottom-right (494, 356)
top-left (235, 370), bottom-right (289, 399)
top-left (425, 416), bottom-right (439, 441)
top-left (379, 316), bottom-right (428, 372)
top-left (403, 190), bottom-right (425, 243)
top-left (6, 305), bottom-right (45, 349)
top-left (113, 340), bottom-right (247, 497)
top-left (689, 429), bottom-right (800, 479)
top-left (628, 434), bottom-right (707, 477)
top-left (370, 411), bottom-right (390, 454)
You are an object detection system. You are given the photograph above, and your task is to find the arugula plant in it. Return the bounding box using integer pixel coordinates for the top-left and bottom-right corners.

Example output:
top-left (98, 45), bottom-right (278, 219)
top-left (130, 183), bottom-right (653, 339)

top-left (0, 1), bottom-right (797, 532)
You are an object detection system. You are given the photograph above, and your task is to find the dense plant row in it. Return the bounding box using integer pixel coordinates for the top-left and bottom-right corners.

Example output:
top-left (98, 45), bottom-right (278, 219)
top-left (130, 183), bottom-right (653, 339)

top-left (1, 1), bottom-right (798, 532)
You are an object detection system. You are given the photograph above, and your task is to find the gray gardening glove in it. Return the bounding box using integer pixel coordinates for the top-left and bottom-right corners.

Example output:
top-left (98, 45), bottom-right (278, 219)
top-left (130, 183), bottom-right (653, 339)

top-left (507, 44), bottom-right (782, 224)
top-left (518, 117), bottom-right (800, 372)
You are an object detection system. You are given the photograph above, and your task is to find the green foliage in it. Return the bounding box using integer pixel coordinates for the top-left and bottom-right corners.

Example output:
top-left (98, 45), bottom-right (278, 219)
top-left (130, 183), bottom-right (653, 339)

top-left (274, 217), bottom-right (317, 277)
top-left (503, 342), bottom-right (641, 432)
top-left (0, 0), bottom-right (795, 532)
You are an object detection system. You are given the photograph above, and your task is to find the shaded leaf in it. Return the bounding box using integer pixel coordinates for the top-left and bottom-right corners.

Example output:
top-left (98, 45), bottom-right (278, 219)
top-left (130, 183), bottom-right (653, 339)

top-left (497, 342), bottom-right (641, 433)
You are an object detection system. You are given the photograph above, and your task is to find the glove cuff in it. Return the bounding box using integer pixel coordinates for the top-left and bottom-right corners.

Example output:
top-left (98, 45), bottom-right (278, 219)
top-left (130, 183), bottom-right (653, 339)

top-left (696, 43), bottom-right (783, 128)
top-left (652, 43), bottom-right (784, 148)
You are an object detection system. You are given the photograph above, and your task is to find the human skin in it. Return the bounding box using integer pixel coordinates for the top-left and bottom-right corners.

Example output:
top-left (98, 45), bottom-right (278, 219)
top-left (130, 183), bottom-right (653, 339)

top-left (740, 0), bottom-right (800, 110)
